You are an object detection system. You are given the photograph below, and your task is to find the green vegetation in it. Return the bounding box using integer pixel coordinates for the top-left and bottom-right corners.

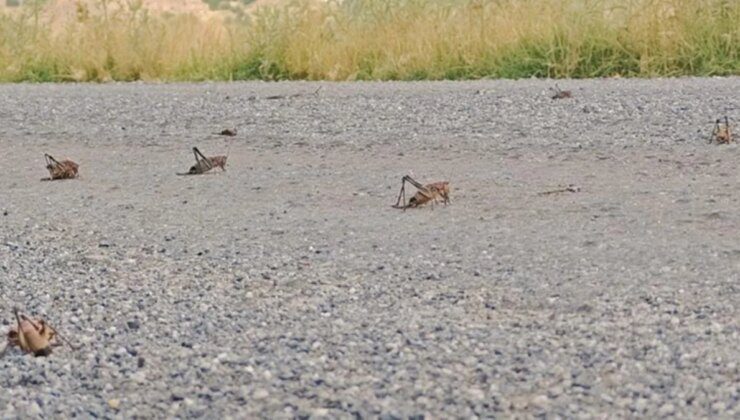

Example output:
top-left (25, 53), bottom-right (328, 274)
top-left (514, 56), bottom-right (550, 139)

top-left (203, 0), bottom-right (256, 11)
top-left (0, 0), bottom-right (738, 82)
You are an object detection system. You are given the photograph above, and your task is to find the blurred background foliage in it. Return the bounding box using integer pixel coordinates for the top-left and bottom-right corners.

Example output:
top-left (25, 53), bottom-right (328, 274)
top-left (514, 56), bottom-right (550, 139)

top-left (0, 0), bottom-right (737, 81)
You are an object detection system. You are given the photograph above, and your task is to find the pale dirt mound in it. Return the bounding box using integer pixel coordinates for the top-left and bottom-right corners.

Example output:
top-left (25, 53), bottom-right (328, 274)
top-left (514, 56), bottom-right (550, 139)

top-left (1, 0), bottom-right (307, 16)
top-left (50, 0), bottom-right (213, 17)
top-left (0, 0), bottom-right (217, 20)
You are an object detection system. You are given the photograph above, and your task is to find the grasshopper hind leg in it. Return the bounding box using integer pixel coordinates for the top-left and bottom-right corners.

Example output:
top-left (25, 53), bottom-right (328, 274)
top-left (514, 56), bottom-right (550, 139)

top-left (394, 178), bottom-right (407, 209)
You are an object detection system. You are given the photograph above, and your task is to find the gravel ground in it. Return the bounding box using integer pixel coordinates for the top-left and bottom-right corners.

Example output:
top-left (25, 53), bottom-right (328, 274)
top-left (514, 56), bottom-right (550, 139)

top-left (0, 78), bottom-right (738, 418)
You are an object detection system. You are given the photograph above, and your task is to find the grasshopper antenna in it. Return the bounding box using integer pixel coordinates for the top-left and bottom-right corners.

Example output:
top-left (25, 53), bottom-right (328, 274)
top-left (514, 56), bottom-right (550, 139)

top-left (443, 144), bottom-right (457, 186)
top-left (44, 318), bottom-right (82, 351)
top-left (225, 134), bottom-right (234, 159)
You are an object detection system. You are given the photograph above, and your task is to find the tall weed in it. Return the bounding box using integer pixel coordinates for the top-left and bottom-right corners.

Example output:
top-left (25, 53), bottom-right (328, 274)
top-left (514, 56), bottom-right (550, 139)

top-left (0, 0), bottom-right (737, 81)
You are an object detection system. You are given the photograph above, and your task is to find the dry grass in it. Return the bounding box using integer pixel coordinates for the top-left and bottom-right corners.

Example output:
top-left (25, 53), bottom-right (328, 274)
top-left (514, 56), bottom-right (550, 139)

top-left (0, 1), bottom-right (242, 81)
top-left (0, 0), bottom-right (738, 82)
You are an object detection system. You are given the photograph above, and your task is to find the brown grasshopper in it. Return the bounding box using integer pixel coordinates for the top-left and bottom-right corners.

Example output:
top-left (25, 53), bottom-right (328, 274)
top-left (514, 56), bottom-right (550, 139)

top-left (42, 154), bottom-right (79, 181)
top-left (177, 147), bottom-right (228, 175)
top-left (392, 175), bottom-right (450, 210)
top-left (2, 309), bottom-right (79, 357)
top-left (709, 116), bottom-right (732, 144)
top-left (550, 84), bottom-right (572, 100)
top-left (2, 309), bottom-right (63, 357)
top-left (214, 128), bottom-right (237, 136)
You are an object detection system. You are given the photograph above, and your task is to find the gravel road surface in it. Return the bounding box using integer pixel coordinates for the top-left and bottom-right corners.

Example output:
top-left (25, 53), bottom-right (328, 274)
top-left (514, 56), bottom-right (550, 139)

top-left (0, 78), bottom-right (738, 418)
